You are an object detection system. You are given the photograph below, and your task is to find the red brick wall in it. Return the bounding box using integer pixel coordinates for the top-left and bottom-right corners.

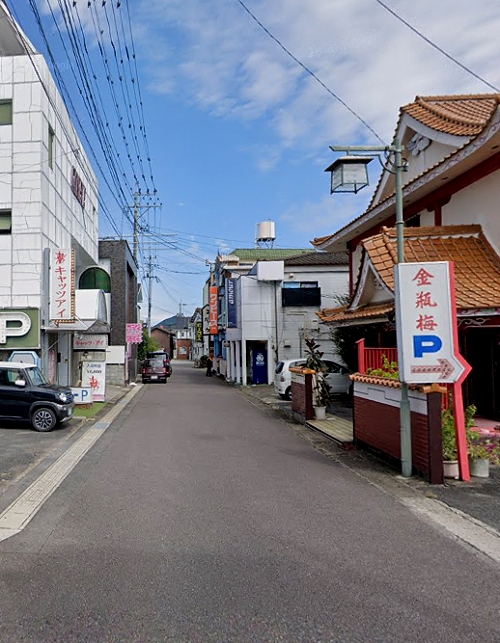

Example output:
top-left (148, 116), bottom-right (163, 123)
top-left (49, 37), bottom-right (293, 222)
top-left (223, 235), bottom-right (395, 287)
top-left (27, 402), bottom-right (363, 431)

top-left (291, 373), bottom-right (314, 420)
top-left (176, 339), bottom-right (191, 360)
top-left (354, 396), bottom-right (429, 477)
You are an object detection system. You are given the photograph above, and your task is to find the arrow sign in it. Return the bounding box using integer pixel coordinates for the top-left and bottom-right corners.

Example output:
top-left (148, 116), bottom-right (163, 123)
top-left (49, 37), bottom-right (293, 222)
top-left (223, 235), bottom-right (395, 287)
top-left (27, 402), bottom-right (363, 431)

top-left (395, 262), bottom-right (471, 384)
top-left (410, 358), bottom-right (456, 379)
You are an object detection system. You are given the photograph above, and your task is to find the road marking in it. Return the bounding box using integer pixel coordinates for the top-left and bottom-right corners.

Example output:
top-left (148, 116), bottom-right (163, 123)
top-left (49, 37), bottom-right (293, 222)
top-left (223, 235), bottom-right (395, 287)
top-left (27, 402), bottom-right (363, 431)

top-left (0, 385), bottom-right (141, 543)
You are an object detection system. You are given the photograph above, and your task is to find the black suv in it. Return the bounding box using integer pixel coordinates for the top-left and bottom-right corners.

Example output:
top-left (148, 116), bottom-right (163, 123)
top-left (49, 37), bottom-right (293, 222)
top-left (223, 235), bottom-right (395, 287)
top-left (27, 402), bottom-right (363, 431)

top-left (0, 362), bottom-right (74, 431)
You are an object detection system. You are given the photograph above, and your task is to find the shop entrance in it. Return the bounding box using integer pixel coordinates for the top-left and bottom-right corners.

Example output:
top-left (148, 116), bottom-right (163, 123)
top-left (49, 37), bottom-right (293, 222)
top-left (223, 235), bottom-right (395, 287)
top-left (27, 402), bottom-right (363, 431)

top-left (465, 328), bottom-right (500, 420)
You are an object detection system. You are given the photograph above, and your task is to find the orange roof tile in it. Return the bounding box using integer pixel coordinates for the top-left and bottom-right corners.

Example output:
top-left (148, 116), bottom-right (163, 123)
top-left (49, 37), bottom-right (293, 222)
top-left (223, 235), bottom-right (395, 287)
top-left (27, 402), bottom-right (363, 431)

top-left (318, 224), bottom-right (500, 325)
top-left (318, 302), bottom-right (394, 324)
top-left (402, 94), bottom-right (500, 137)
top-left (363, 224), bottom-right (500, 310)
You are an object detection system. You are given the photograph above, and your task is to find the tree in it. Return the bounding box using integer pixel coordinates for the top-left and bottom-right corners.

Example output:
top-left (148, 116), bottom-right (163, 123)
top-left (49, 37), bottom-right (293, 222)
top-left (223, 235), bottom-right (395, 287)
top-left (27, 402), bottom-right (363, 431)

top-left (137, 327), bottom-right (159, 361)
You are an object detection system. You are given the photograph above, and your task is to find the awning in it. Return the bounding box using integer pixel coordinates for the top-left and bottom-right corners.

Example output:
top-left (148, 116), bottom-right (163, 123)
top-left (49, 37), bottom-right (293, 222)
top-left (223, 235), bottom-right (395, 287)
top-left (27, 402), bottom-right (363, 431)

top-left (42, 289), bottom-right (110, 333)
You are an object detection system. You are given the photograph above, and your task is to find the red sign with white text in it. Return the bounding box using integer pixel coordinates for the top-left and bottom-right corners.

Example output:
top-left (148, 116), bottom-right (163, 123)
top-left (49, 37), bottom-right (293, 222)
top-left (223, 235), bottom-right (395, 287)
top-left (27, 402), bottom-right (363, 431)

top-left (209, 286), bottom-right (218, 335)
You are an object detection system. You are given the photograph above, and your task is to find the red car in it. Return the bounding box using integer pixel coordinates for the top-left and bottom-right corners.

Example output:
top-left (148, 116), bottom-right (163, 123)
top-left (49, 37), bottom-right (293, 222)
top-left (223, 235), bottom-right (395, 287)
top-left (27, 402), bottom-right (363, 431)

top-left (141, 356), bottom-right (171, 383)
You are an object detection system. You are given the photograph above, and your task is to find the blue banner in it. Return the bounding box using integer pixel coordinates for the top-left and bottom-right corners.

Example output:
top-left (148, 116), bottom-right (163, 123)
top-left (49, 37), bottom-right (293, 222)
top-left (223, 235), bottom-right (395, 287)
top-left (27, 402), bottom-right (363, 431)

top-left (227, 279), bottom-right (237, 328)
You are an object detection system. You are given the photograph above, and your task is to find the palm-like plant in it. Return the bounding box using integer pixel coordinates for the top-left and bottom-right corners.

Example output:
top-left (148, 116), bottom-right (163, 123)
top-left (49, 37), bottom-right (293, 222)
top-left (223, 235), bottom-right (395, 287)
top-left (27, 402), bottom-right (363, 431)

top-left (305, 338), bottom-right (333, 408)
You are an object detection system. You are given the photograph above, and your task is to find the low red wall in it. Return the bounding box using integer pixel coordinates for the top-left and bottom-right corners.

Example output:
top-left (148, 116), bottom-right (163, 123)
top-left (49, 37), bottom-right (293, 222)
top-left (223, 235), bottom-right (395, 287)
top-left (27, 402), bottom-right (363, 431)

top-left (291, 372), bottom-right (314, 420)
top-left (353, 396), bottom-right (429, 477)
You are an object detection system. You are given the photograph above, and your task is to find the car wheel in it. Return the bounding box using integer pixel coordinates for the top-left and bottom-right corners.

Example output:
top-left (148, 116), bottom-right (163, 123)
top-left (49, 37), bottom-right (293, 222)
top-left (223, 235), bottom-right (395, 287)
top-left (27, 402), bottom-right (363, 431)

top-left (284, 386), bottom-right (292, 401)
top-left (31, 407), bottom-right (57, 432)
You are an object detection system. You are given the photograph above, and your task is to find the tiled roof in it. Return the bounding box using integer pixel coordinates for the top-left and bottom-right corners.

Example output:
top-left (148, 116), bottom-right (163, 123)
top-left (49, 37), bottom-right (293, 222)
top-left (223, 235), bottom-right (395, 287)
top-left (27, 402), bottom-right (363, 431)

top-left (318, 224), bottom-right (500, 324)
top-left (227, 248), bottom-right (311, 261)
top-left (364, 224), bottom-right (500, 309)
top-left (311, 93), bottom-right (500, 251)
top-left (402, 94), bottom-right (500, 137)
top-left (318, 302), bottom-right (394, 324)
top-left (284, 251), bottom-right (348, 266)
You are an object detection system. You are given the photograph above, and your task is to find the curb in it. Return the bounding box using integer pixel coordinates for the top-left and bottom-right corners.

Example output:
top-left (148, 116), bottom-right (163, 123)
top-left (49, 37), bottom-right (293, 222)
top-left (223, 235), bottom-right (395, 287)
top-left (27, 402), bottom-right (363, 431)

top-left (0, 384), bottom-right (142, 544)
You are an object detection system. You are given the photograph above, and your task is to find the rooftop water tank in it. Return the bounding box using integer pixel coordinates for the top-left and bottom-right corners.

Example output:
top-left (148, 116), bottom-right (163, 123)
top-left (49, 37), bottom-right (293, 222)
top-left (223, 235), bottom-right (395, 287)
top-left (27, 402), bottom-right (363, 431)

top-left (255, 221), bottom-right (276, 244)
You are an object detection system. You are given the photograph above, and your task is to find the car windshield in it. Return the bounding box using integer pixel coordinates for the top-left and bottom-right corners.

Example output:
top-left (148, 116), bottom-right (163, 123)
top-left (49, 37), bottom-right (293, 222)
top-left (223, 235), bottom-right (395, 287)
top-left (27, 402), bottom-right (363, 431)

top-left (275, 362), bottom-right (284, 374)
top-left (26, 366), bottom-right (49, 386)
top-left (147, 358), bottom-right (165, 368)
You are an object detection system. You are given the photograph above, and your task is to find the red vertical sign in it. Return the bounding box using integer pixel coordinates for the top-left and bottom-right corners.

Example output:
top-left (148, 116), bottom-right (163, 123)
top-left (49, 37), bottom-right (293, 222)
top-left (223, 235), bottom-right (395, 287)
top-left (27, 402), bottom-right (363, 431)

top-left (209, 287), bottom-right (218, 335)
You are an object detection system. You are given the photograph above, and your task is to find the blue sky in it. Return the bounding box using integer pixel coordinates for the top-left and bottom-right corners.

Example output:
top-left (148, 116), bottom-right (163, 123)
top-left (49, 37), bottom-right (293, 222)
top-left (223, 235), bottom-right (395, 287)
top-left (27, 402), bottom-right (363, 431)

top-left (10, 0), bottom-right (500, 323)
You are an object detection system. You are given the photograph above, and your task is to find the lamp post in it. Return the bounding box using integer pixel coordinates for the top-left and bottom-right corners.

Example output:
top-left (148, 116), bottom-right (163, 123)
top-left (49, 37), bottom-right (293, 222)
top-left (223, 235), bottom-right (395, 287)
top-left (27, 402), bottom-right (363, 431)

top-left (325, 138), bottom-right (412, 478)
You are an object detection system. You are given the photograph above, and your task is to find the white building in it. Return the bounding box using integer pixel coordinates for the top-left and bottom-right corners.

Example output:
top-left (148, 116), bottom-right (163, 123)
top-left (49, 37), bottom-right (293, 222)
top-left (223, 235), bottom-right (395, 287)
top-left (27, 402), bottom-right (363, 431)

top-left (0, 5), bottom-right (104, 386)
top-left (224, 253), bottom-right (349, 386)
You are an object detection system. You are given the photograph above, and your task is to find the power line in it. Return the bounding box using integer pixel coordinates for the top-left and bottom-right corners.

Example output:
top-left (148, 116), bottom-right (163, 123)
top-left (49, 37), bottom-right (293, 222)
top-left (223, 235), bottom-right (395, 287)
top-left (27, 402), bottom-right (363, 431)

top-left (233, 0), bottom-right (387, 145)
top-left (373, 0), bottom-right (500, 93)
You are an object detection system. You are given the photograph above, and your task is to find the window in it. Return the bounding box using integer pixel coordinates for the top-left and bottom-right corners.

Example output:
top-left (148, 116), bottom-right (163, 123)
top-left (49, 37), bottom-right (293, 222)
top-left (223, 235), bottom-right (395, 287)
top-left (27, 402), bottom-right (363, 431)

top-left (282, 281), bottom-right (321, 307)
top-left (0, 100), bottom-right (12, 125)
top-left (48, 126), bottom-right (55, 169)
top-left (79, 267), bottom-right (111, 292)
top-left (0, 210), bottom-right (12, 234)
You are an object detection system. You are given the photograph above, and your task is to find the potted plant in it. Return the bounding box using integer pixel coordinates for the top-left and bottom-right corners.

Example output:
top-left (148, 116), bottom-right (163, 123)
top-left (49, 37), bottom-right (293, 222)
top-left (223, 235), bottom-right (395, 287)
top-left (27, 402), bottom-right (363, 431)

top-left (442, 405), bottom-right (459, 479)
top-left (305, 338), bottom-right (333, 420)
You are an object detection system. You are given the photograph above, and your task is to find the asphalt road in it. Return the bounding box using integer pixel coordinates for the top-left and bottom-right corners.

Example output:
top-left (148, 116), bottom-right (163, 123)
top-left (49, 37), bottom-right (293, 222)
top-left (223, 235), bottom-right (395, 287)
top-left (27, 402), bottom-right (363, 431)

top-left (1, 361), bottom-right (500, 642)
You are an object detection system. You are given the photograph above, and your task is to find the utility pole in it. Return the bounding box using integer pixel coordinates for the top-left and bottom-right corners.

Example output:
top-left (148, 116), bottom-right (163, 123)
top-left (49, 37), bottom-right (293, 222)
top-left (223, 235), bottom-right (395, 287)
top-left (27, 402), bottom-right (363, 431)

top-left (133, 183), bottom-right (140, 263)
top-left (147, 254), bottom-right (153, 336)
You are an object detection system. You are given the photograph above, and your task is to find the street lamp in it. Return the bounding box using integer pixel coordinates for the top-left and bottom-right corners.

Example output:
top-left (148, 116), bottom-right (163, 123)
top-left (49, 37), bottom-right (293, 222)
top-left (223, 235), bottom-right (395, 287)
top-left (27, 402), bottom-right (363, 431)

top-left (325, 138), bottom-right (412, 478)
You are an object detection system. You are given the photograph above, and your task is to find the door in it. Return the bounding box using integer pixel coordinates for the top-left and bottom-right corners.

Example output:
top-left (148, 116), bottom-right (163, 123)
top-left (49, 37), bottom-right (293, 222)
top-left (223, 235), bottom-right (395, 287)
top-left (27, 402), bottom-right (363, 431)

top-left (0, 367), bottom-right (31, 419)
top-left (465, 329), bottom-right (498, 419)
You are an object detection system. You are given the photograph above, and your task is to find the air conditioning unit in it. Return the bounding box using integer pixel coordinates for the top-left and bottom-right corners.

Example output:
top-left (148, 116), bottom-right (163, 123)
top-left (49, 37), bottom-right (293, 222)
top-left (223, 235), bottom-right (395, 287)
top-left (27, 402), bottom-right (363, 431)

top-left (283, 339), bottom-right (291, 348)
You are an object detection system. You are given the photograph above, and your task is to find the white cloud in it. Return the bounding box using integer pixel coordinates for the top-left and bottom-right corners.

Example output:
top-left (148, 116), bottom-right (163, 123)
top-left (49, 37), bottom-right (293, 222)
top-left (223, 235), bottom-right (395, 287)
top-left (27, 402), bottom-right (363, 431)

top-left (137, 0), bottom-right (500, 151)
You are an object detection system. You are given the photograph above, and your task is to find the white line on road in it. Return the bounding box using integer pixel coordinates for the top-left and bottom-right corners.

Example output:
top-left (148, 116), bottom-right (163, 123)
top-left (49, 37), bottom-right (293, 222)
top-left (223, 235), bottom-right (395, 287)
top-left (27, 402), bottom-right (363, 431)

top-left (0, 385), bottom-right (141, 543)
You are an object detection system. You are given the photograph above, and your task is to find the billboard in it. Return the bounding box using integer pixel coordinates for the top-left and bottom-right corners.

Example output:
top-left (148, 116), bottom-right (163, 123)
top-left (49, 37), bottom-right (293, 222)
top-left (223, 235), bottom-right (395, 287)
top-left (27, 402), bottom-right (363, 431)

top-left (50, 248), bottom-right (75, 323)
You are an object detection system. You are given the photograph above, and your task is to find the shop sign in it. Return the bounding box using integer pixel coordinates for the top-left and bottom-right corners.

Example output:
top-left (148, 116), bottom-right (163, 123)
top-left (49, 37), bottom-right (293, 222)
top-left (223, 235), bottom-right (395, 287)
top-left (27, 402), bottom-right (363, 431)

top-left (195, 321), bottom-right (203, 342)
top-left (395, 261), bottom-right (470, 384)
top-left (81, 361), bottom-right (106, 402)
top-left (71, 167), bottom-right (87, 208)
top-left (70, 387), bottom-right (93, 405)
top-left (126, 323), bottom-right (142, 344)
top-left (0, 308), bottom-right (40, 349)
top-left (209, 286), bottom-right (218, 335)
top-left (74, 333), bottom-right (108, 350)
top-left (50, 248), bottom-right (75, 323)
top-left (226, 278), bottom-right (237, 328)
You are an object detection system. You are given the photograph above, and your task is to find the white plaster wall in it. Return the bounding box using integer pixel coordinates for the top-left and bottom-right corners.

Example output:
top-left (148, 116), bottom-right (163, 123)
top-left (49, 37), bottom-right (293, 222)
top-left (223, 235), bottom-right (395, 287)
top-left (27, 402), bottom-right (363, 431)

top-left (278, 265), bottom-right (349, 362)
top-left (240, 276), bottom-right (274, 341)
top-left (354, 380), bottom-right (428, 415)
top-left (0, 53), bottom-right (99, 309)
top-left (440, 169), bottom-right (500, 256)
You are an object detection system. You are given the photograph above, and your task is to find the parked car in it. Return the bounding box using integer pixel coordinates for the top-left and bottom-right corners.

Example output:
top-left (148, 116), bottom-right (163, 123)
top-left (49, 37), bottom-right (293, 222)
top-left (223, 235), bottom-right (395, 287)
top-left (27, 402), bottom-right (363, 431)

top-left (142, 356), bottom-right (171, 383)
top-left (0, 361), bottom-right (74, 431)
top-left (274, 359), bottom-right (307, 400)
top-left (147, 351), bottom-right (172, 377)
top-left (275, 358), bottom-right (351, 400)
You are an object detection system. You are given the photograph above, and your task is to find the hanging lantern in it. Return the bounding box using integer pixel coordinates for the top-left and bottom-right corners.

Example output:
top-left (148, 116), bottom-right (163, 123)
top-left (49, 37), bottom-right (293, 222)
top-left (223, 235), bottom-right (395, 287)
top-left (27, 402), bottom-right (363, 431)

top-left (324, 155), bottom-right (373, 194)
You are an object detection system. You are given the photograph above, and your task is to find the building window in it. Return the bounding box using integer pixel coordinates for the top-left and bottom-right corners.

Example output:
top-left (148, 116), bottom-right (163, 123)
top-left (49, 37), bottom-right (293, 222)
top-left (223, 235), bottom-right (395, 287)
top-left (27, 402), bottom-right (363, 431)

top-left (282, 281), bottom-right (321, 307)
top-left (48, 126), bottom-right (55, 169)
top-left (0, 100), bottom-right (12, 125)
top-left (79, 267), bottom-right (111, 292)
top-left (0, 210), bottom-right (12, 234)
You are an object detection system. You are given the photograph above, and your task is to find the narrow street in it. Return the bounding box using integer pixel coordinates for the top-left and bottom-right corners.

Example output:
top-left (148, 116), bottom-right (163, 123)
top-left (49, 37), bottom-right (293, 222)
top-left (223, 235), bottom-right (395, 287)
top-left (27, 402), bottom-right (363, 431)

top-left (1, 361), bottom-right (500, 642)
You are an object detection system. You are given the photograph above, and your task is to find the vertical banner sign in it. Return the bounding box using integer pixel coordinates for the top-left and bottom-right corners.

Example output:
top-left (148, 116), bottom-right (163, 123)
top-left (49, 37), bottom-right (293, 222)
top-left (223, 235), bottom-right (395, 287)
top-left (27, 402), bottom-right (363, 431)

top-left (195, 322), bottom-right (203, 342)
top-left (395, 261), bottom-right (469, 384)
top-left (226, 279), bottom-right (237, 328)
top-left (50, 248), bottom-right (75, 323)
top-left (209, 286), bottom-right (218, 335)
top-left (126, 323), bottom-right (142, 344)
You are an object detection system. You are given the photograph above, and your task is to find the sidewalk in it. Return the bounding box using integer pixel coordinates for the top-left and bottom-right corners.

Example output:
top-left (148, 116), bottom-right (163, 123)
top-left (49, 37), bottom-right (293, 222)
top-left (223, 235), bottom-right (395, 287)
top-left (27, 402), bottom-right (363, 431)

top-left (241, 383), bottom-right (500, 536)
